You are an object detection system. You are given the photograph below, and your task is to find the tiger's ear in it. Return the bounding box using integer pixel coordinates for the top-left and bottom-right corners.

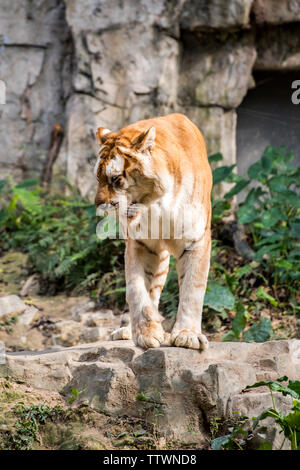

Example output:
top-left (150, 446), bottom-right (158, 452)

top-left (132, 127), bottom-right (156, 152)
top-left (96, 127), bottom-right (111, 145)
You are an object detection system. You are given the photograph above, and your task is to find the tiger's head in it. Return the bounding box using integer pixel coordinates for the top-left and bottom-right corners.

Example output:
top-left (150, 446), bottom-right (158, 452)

top-left (94, 125), bottom-right (166, 218)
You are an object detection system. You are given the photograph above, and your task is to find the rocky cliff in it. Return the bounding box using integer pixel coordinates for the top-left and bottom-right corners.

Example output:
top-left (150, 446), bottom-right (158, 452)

top-left (1, 0), bottom-right (300, 196)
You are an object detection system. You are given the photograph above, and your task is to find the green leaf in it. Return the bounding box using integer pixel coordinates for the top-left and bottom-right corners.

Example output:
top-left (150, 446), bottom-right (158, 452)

top-left (248, 160), bottom-right (262, 180)
top-left (255, 234), bottom-right (284, 247)
top-left (256, 287), bottom-right (278, 307)
top-left (232, 302), bottom-right (246, 336)
top-left (222, 331), bottom-right (240, 342)
top-left (252, 408), bottom-right (282, 431)
top-left (208, 153), bottom-right (223, 163)
top-left (259, 208), bottom-right (282, 228)
top-left (204, 283), bottom-right (235, 312)
top-left (15, 179), bottom-right (39, 189)
top-left (0, 180), bottom-right (6, 192)
top-left (268, 175), bottom-right (293, 193)
top-left (261, 147), bottom-right (274, 173)
top-left (84, 204), bottom-right (96, 217)
top-left (237, 204), bottom-right (258, 224)
top-left (254, 243), bottom-right (281, 260)
top-left (284, 410), bottom-right (300, 431)
top-left (283, 192), bottom-right (300, 208)
top-left (258, 442), bottom-right (272, 450)
top-left (103, 287), bottom-right (126, 296)
top-left (288, 381), bottom-right (300, 398)
top-left (211, 434), bottom-right (232, 450)
top-left (275, 260), bottom-right (293, 270)
top-left (224, 179), bottom-right (250, 199)
top-left (245, 378), bottom-right (299, 399)
top-left (212, 199), bottom-right (231, 221)
top-left (234, 264), bottom-right (253, 280)
top-left (291, 223), bottom-right (300, 238)
top-left (242, 318), bottom-right (272, 343)
top-left (0, 209), bottom-right (7, 226)
top-left (12, 188), bottom-right (41, 214)
top-left (213, 164), bottom-right (236, 185)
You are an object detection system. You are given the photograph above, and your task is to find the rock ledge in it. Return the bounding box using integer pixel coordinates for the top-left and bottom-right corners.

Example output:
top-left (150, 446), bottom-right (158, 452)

top-left (1, 339), bottom-right (299, 448)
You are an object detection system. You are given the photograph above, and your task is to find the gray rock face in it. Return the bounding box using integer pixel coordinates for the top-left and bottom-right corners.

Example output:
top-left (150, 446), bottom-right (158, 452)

top-left (1, 339), bottom-right (299, 448)
top-left (0, 0), bottom-right (72, 181)
top-left (179, 33), bottom-right (257, 109)
top-left (255, 24), bottom-right (300, 70)
top-left (1, 0), bottom-right (300, 197)
top-left (253, 0), bottom-right (300, 24)
top-left (180, 0), bottom-right (254, 31)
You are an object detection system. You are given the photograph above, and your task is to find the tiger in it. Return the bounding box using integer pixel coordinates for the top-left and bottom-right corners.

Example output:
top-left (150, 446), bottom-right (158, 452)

top-left (94, 113), bottom-right (212, 350)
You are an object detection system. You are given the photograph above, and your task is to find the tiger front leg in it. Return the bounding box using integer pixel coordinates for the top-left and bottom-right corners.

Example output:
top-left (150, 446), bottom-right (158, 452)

top-left (170, 237), bottom-right (211, 351)
top-left (126, 239), bottom-right (165, 349)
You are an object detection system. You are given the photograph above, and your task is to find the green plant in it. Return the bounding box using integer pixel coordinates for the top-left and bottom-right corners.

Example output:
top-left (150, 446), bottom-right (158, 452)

top-left (136, 389), bottom-right (164, 442)
top-left (245, 376), bottom-right (300, 450)
top-left (210, 147), bottom-right (300, 289)
top-left (210, 377), bottom-right (300, 450)
top-left (67, 388), bottom-right (86, 405)
top-left (210, 414), bottom-right (249, 450)
top-left (232, 146), bottom-right (299, 290)
top-left (209, 147), bottom-right (299, 340)
top-left (0, 315), bottom-right (18, 333)
top-left (0, 177), bottom-right (125, 302)
top-left (2, 403), bottom-right (69, 450)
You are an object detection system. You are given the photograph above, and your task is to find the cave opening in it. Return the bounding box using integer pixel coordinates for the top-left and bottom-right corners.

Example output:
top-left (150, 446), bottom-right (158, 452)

top-left (237, 70), bottom-right (300, 178)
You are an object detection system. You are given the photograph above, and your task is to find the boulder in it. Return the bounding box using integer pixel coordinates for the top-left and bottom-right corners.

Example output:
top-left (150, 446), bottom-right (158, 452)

top-left (1, 339), bottom-right (299, 448)
top-left (253, 0), bottom-right (300, 25)
top-left (82, 311), bottom-right (115, 327)
top-left (53, 320), bottom-right (84, 347)
top-left (70, 300), bottom-right (97, 322)
top-left (17, 306), bottom-right (39, 326)
top-left (0, 295), bottom-right (27, 318)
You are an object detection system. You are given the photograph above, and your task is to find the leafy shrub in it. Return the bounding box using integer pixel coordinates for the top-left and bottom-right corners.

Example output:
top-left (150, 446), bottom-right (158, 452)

top-left (0, 177), bottom-right (124, 299)
top-left (246, 376), bottom-right (300, 450)
top-left (211, 376), bottom-right (300, 450)
top-left (212, 146), bottom-right (300, 289)
top-left (2, 403), bottom-right (68, 450)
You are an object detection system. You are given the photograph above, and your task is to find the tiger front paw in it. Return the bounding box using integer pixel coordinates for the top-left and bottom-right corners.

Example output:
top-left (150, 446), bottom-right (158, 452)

top-left (134, 320), bottom-right (165, 349)
top-left (170, 329), bottom-right (209, 351)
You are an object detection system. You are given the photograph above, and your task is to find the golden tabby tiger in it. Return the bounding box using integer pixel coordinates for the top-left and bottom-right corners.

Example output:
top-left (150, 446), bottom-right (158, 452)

top-left (94, 113), bottom-right (212, 350)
